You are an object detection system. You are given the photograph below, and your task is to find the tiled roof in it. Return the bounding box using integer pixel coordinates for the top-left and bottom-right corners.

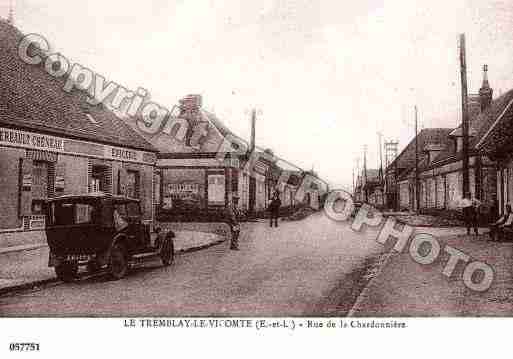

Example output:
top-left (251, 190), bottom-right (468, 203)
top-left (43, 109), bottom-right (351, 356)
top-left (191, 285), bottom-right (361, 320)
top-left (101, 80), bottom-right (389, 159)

top-left (387, 128), bottom-right (453, 172)
top-left (0, 20), bottom-right (156, 152)
top-left (433, 89), bottom-right (513, 163)
top-left (474, 89), bottom-right (513, 154)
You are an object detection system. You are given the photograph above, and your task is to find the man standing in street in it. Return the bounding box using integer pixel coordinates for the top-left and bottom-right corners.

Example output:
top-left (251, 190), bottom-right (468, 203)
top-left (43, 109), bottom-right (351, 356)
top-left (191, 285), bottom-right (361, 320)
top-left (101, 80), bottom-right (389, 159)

top-left (269, 190), bottom-right (282, 228)
top-left (226, 195), bottom-right (241, 250)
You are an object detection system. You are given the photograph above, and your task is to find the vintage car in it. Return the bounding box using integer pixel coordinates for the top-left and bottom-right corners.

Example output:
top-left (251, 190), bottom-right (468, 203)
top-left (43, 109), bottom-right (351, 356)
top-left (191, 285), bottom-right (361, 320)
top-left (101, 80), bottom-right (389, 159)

top-left (44, 193), bottom-right (175, 282)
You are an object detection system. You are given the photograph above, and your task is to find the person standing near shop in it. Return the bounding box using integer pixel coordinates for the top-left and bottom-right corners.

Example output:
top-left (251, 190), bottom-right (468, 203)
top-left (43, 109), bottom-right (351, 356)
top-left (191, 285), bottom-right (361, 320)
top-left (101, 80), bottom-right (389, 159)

top-left (269, 190), bottom-right (281, 228)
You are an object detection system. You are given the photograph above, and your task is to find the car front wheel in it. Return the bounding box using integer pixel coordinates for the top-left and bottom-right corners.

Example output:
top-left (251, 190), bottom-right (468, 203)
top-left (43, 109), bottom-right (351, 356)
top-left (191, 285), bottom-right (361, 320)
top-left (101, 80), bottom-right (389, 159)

top-left (55, 262), bottom-right (78, 283)
top-left (108, 243), bottom-right (128, 280)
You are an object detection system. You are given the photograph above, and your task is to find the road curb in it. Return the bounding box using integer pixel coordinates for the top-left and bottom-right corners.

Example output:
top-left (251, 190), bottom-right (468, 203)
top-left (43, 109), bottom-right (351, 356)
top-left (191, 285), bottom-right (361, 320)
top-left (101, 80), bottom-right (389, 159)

top-left (0, 243), bottom-right (47, 255)
top-left (0, 278), bottom-right (58, 297)
top-left (385, 215), bottom-right (465, 228)
top-left (0, 237), bottom-right (227, 296)
top-left (176, 238), bottom-right (226, 254)
top-left (346, 249), bottom-right (398, 317)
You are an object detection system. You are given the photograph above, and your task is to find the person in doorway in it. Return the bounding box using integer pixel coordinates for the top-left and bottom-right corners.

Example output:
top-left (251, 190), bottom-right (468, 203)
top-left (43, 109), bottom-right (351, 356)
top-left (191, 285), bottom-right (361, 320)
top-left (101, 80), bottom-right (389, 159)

top-left (489, 204), bottom-right (513, 241)
top-left (269, 190), bottom-right (282, 228)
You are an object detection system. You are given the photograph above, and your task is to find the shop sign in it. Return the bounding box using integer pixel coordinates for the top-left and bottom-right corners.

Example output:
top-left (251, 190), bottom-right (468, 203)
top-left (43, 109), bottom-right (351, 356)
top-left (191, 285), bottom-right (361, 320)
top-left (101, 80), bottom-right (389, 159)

top-left (105, 146), bottom-right (156, 164)
top-left (166, 182), bottom-right (202, 209)
top-left (0, 127), bottom-right (155, 165)
top-left (0, 128), bottom-right (64, 152)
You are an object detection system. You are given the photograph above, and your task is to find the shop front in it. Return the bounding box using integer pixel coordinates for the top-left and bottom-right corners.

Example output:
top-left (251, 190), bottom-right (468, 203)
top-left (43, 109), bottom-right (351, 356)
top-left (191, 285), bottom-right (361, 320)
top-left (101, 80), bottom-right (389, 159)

top-left (156, 153), bottom-right (239, 221)
top-left (0, 126), bottom-right (157, 234)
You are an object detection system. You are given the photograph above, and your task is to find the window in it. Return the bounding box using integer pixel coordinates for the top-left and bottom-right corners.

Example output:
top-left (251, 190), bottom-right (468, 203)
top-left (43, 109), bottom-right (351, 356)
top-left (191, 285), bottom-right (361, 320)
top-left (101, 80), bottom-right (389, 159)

top-left (75, 203), bottom-right (94, 224)
top-left (208, 174), bottom-right (225, 205)
top-left (49, 201), bottom-right (99, 225)
top-left (126, 170), bottom-right (140, 199)
top-left (32, 160), bottom-right (49, 200)
top-left (91, 165), bottom-right (109, 193)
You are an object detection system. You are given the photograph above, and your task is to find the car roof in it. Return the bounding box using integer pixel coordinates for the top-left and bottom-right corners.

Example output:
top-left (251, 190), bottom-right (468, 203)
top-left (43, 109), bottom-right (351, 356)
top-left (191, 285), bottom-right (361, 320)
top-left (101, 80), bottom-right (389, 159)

top-left (45, 192), bottom-right (140, 203)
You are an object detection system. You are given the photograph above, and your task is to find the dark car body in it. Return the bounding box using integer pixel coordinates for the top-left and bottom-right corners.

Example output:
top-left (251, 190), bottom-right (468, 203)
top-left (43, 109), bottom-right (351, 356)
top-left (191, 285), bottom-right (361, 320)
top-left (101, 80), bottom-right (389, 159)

top-left (44, 192), bottom-right (174, 281)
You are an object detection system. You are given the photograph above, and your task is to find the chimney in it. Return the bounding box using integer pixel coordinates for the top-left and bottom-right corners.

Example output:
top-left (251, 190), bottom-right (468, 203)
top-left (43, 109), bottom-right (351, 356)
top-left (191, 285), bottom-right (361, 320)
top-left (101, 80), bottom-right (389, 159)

top-left (250, 109), bottom-right (256, 153)
top-left (179, 94), bottom-right (202, 119)
top-left (479, 64), bottom-right (493, 111)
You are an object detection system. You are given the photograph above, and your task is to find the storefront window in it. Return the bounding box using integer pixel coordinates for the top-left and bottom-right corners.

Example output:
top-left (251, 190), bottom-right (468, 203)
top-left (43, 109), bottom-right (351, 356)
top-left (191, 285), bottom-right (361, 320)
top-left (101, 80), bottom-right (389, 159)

top-left (126, 170), bottom-right (140, 199)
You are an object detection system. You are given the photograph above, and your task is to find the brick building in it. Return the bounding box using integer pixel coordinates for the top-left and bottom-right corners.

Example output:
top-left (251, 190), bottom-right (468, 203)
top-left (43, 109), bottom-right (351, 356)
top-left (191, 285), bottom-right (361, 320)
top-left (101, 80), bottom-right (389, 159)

top-left (0, 21), bottom-right (158, 236)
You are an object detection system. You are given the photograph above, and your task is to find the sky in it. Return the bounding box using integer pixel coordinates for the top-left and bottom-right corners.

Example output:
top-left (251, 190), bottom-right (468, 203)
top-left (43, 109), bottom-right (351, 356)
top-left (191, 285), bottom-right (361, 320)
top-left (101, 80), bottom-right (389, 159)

top-left (3, 0), bottom-right (513, 190)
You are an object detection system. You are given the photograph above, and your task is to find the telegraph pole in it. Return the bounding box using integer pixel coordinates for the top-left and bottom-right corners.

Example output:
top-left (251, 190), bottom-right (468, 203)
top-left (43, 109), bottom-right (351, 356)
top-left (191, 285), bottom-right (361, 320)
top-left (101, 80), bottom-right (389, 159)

top-left (377, 132), bottom-right (384, 206)
top-left (363, 145), bottom-right (368, 203)
top-left (459, 33), bottom-right (470, 199)
top-left (415, 105), bottom-right (420, 212)
top-left (352, 163), bottom-right (355, 195)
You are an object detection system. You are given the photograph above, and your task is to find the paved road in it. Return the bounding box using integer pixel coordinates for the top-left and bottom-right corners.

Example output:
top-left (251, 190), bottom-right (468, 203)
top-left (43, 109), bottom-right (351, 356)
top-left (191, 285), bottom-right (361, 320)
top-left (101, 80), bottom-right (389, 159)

top-left (0, 213), bottom-right (384, 317)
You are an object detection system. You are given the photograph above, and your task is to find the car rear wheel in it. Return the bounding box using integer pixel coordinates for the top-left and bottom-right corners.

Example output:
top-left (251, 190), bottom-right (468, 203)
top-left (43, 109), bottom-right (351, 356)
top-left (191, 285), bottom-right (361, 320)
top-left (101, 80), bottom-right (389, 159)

top-left (160, 238), bottom-right (174, 266)
top-left (55, 262), bottom-right (78, 283)
top-left (108, 243), bottom-right (128, 280)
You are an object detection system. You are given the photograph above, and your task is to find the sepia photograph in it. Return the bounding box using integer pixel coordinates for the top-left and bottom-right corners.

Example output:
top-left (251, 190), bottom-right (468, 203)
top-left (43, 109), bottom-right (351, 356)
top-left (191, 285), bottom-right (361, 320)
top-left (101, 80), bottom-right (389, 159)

top-left (0, 0), bottom-right (512, 356)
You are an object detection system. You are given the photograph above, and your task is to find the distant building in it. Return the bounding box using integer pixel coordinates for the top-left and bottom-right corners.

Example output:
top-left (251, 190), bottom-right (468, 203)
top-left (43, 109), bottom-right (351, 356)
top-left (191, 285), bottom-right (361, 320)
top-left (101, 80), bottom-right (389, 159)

top-left (388, 66), bottom-right (502, 214)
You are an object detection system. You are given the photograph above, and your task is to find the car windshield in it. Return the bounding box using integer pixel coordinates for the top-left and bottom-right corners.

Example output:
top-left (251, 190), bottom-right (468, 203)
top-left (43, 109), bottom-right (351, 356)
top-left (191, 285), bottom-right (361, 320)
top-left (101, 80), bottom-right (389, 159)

top-left (48, 200), bottom-right (101, 226)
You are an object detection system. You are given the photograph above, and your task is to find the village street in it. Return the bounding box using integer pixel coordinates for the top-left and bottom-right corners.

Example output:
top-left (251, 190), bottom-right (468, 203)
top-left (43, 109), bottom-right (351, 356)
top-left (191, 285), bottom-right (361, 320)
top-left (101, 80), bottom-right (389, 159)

top-left (0, 213), bottom-right (385, 317)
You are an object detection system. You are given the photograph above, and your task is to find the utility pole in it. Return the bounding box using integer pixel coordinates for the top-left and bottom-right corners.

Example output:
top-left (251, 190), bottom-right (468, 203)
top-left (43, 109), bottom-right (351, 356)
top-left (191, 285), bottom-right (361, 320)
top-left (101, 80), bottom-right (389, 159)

top-left (377, 132), bottom-right (384, 207)
top-left (355, 157), bottom-right (361, 201)
top-left (7, 0), bottom-right (14, 25)
top-left (352, 163), bottom-right (355, 195)
top-left (459, 33), bottom-right (470, 199)
top-left (415, 105), bottom-right (420, 212)
top-left (363, 145), bottom-right (368, 203)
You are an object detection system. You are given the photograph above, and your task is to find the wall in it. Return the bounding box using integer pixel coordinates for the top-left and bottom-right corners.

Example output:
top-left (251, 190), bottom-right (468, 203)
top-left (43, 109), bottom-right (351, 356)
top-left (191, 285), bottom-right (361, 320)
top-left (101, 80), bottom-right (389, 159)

top-left (399, 180), bottom-right (410, 209)
top-left (0, 147), bottom-right (25, 229)
top-left (161, 168), bottom-right (206, 211)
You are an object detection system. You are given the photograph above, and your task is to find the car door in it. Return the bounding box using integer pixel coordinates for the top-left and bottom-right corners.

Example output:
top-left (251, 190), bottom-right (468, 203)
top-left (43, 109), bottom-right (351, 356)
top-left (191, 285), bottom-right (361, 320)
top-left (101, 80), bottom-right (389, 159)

top-left (67, 200), bottom-right (101, 254)
top-left (126, 201), bottom-right (146, 249)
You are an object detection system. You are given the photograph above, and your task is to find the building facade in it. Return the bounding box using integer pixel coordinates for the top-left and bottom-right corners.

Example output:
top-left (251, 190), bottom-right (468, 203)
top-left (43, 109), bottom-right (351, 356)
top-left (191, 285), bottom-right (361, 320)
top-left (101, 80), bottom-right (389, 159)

top-left (391, 66), bottom-right (501, 214)
top-left (0, 21), bottom-right (158, 236)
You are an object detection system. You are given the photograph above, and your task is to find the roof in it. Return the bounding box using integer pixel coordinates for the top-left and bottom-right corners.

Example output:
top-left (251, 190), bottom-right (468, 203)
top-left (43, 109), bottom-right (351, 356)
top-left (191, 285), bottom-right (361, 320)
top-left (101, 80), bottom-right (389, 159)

top-left (433, 89), bottom-right (513, 163)
top-left (387, 128), bottom-right (453, 172)
top-left (45, 192), bottom-right (140, 203)
top-left (474, 88), bottom-right (513, 154)
top-left (0, 20), bottom-right (156, 152)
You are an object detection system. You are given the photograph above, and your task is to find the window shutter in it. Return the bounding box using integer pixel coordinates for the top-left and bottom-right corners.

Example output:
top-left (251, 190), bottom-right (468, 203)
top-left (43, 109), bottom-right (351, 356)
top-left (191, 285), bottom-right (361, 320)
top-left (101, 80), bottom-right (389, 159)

top-left (87, 161), bottom-right (93, 192)
top-left (20, 158), bottom-right (33, 216)
top-left (55, 161), bottom-right (66, 194)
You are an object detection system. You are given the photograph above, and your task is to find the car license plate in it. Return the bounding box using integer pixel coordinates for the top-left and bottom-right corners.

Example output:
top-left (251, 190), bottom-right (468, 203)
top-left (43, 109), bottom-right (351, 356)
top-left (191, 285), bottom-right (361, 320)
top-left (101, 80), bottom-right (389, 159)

top-left (232, 224), bottom-right (240, 232)
top-left (65, 254), bottom-right (93, 262)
